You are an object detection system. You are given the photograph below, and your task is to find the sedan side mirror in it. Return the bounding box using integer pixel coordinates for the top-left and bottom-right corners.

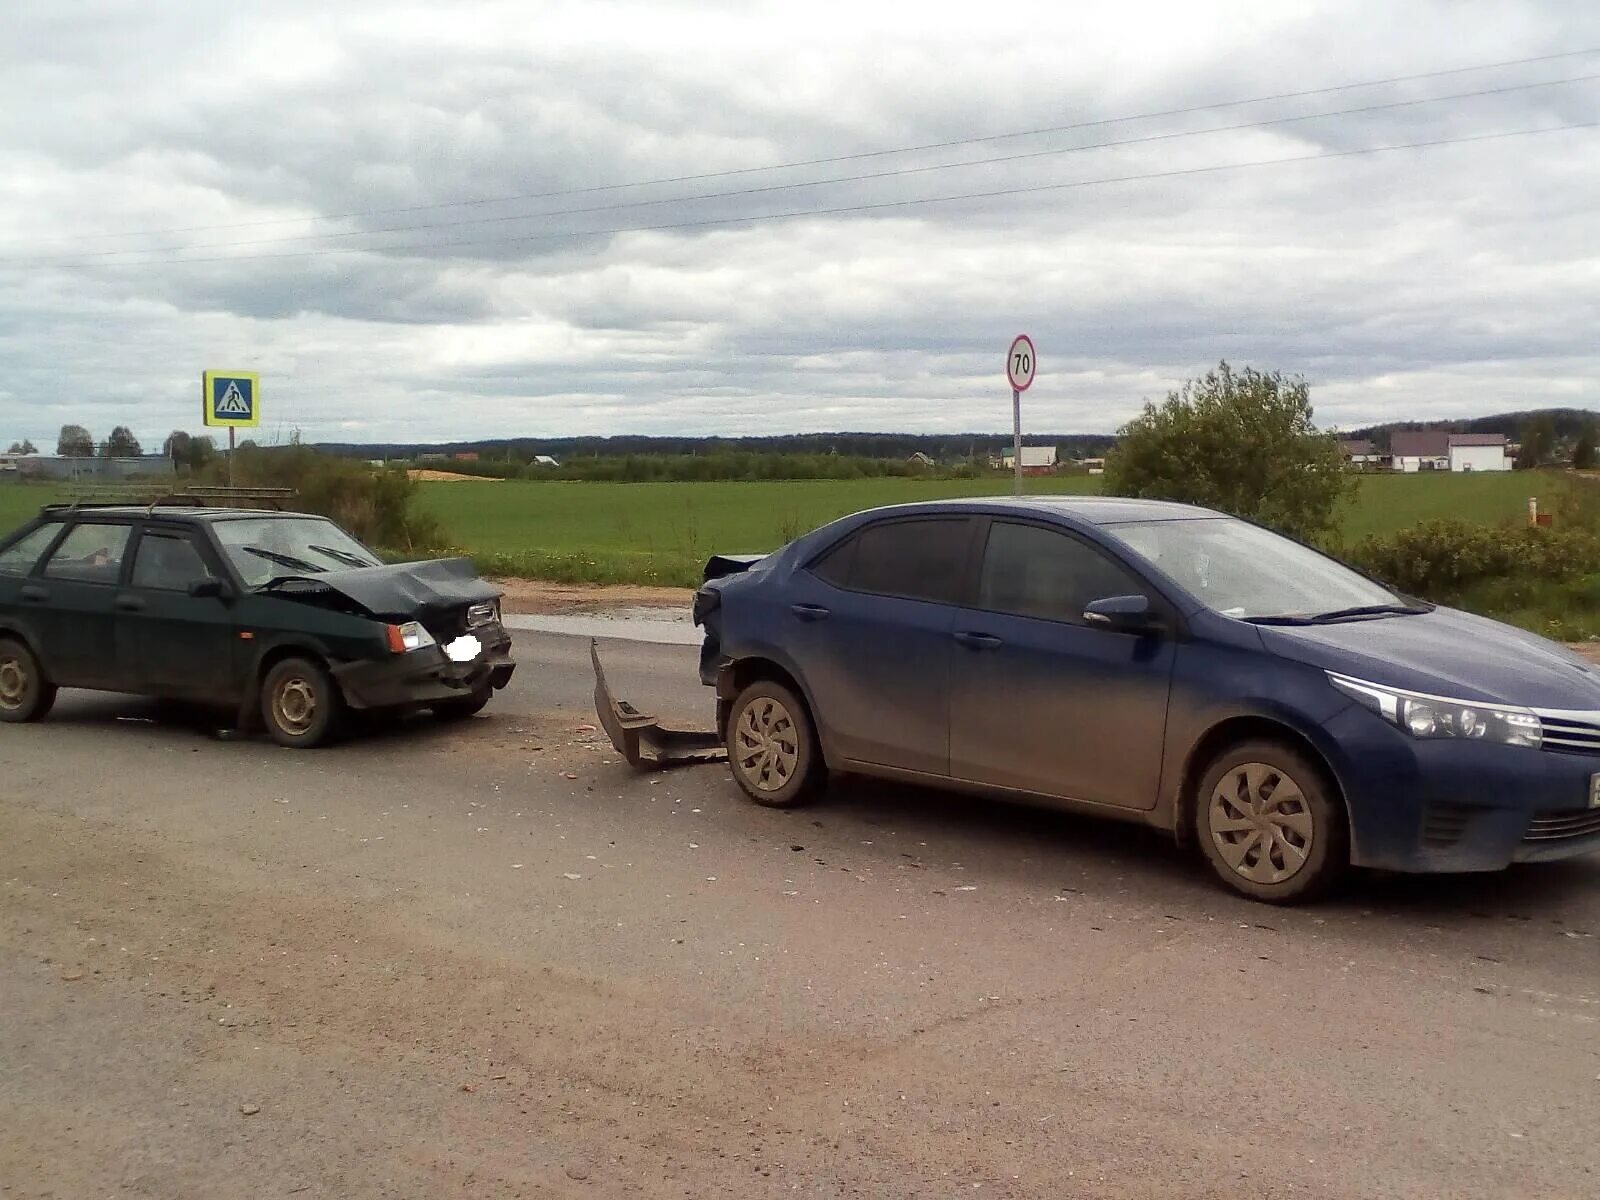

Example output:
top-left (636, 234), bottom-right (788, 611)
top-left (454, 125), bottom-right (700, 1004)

top-left (188, 578), bottom-right (231, 600)
top-left (1083, 594), bottom-right (1160, 633)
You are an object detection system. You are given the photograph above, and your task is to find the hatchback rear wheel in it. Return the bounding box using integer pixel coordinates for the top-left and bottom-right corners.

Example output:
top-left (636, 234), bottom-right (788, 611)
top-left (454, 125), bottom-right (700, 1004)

top-left (726, 680), bottom-right (823, 807)
top-left (1196, 740), bottom-right (1347, 903)
top-left (0, 638), bottom-right (56, 724)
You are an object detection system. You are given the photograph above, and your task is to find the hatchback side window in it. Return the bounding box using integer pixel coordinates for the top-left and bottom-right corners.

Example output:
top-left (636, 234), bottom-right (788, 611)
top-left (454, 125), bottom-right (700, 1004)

top-left (132, 532), bottom-right (215, 591)
top-left (843, 518), bottom-right (971, 604)
top-left (0, 525), bottom-right (61, 576)
top-left (978, 521), bottom-right (1143, 624)
top-left (42, 523), bottom-right (133, 584)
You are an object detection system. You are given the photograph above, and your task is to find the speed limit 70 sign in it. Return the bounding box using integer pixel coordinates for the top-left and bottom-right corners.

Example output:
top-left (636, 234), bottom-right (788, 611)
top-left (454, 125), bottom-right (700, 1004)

top-left (1007, 334), bottom-right (1036, 392)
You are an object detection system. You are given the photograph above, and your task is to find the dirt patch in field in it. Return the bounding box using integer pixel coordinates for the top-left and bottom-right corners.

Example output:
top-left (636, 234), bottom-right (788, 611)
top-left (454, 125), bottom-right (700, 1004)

top-left (491, 577), bottom-right (693, 614)
top-left (406, 469), bottom-right (502, 482)
top-left (1573, 643), bottom-right (1600, 666)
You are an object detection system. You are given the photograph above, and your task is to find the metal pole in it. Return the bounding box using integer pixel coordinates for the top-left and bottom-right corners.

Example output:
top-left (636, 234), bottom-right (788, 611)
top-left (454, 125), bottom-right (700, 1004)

top-left (228, 426), bottom-right (236, 488)
top-left (1012, 387), bottom-right (1022, 496)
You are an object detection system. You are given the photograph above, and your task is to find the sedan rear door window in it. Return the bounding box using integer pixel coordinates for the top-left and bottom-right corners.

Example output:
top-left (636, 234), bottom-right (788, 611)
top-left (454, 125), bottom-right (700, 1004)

top-left (839, 518), bottom-right (971, 604)
top-left (978, 521), bottom-right (1142, 624)
top-left (41, 522), bottom-right (132, 584)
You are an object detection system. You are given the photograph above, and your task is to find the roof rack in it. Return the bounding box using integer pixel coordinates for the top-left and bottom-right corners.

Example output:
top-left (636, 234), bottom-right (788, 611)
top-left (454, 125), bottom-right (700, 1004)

top-left (42, 485), bottom-right (299, 514)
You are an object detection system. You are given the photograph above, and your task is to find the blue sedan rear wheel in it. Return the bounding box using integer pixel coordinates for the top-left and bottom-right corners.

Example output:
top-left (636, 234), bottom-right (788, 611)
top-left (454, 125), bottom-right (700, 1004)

top-left (1197, 740), bottom-right (1347, 903)
top-left (726, 680), bottom-right (823, 807)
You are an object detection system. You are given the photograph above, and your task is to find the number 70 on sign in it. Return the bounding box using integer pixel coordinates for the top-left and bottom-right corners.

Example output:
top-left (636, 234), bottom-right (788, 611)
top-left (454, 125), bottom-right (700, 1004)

top-left (1007, 335), bottom-right (1036, 392)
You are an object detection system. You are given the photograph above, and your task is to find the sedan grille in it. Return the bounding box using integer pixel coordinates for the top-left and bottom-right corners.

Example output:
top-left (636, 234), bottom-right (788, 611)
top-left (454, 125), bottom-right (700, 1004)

top-left (1524, 808), bottom-right (1600, 843)
top-left (1533, 709), bottom-right (1600, 755)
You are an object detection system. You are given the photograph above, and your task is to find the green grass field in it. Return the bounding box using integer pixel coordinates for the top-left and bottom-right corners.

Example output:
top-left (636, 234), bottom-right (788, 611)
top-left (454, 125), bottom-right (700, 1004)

top-left (0, 470), bottom-right (1556, 588)
top-left (414, 470), bottom-right (1554, 586)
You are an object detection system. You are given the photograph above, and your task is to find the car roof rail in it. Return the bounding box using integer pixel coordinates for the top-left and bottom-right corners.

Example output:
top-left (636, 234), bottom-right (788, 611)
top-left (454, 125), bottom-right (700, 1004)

top-left (41, 485), bottom-right (299, 516)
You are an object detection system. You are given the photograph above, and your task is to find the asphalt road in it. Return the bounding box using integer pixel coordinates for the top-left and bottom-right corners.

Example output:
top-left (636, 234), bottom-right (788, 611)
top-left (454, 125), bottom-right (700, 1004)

top-left (2, 631), bottom-right (1598, 1198)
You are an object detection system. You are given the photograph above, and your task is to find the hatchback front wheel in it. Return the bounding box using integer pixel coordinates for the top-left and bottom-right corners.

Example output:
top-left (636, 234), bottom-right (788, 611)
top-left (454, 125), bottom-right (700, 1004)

top-left (261, 657), bottom-right (342, 748)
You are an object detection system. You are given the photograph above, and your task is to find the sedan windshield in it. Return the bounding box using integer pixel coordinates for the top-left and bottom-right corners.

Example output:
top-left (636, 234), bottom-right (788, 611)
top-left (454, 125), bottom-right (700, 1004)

top-left (1107, 518), bottom-right (1403, 621)
top-left (213, 517), bottom-right (382, 588)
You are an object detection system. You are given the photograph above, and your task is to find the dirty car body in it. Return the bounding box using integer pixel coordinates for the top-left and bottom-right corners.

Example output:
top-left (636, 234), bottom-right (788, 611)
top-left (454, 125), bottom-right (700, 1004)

top-left (0, 505), bottom-right (513, 737)
top-left (689, 497), bottom-right (1600, 902)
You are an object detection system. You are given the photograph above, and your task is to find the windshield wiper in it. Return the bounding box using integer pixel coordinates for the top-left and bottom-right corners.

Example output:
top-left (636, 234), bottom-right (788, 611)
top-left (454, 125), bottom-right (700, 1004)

top-left (1247, 603), bottom-right (1431, 626)
top-left (309, 543), bottom-right (377, 570)
top-left (241, 545), bottom-right (324, 573)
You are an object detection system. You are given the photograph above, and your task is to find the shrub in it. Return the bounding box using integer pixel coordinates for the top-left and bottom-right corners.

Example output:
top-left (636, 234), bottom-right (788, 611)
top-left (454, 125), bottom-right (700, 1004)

top-left (1346, 518), bottom-right (1600, 603)
top-left (1104, 362), bottom-right (1350, 541)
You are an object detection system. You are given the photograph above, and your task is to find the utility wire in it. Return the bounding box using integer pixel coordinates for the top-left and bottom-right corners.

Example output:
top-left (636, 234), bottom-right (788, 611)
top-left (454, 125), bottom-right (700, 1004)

top-left (15, 45), bottom-right (1600, 246)
top-left (20, 120), bottom-right (1592, 270)
top-left (28, 71), bottom-right (1597, 262)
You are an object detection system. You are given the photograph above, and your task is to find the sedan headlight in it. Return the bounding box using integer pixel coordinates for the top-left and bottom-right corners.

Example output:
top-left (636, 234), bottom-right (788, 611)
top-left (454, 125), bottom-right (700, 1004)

top-left (386, 621), bottom-right (437, 654)
top-left (1327, 672), bottom-right (1541, 748)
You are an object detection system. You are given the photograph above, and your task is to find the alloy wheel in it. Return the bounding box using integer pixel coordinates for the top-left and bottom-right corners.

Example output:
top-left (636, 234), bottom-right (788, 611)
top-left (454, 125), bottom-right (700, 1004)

top-left (1208, 762), bottom-right (1316, 885)
top-left (734, 697), bottom-right (799, 793)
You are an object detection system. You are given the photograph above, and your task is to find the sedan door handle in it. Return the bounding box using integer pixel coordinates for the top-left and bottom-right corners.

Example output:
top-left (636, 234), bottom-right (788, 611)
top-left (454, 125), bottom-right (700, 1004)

top-left (19, 584), bottom-right (47, 602)
top-left (953, 631), bottom-right (1003, 651)
top-left (114, 595), bottom-right (145, 613)
top-left (790, 603), bottom-right (831, 622)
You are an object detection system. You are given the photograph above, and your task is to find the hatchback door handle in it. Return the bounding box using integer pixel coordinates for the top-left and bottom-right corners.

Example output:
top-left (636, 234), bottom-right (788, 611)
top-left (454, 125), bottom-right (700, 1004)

top-left (114, 595), bottom-right (145, 613)
top-left (790, 603), bottom-right (831, 622)
top-left (953, 631), bottom-right (1003, 650)
top-left (20, 584), bottom-right (46, 602)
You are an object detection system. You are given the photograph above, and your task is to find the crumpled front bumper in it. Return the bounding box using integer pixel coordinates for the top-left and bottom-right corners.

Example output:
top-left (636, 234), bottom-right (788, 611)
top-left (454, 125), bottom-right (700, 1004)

top-left (331, 626), bottom-right (515, 709)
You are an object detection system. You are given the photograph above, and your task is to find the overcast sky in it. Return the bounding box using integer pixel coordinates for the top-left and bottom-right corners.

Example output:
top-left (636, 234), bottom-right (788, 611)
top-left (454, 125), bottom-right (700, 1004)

top-left (1, 0), bottom-right (1596, 448)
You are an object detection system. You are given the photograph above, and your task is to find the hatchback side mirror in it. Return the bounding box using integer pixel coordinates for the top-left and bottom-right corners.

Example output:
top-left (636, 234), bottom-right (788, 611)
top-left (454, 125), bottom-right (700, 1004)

top-left (1083, 594), bottom-right (1160, 633)
top-left (188, 578), bottom-right (231, 600)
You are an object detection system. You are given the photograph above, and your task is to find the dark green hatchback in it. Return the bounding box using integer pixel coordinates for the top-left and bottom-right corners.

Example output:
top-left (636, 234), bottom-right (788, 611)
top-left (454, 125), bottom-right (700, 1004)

top-left (0, 503), bottom-right (514, 746)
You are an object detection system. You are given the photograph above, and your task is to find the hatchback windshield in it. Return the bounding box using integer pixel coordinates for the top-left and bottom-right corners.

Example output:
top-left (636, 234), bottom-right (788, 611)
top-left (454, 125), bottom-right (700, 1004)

top-left (1108, 517), bottom-right (1401, 620)
top-left (212, 517), bottom-right (382, 587)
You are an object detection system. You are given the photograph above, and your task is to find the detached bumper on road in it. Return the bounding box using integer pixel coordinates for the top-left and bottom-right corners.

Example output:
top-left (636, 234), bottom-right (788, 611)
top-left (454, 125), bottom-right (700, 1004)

top-left (331, 627), bottom-right (515, 709)
top-left (1327, 705), bottom-right (1600, 871)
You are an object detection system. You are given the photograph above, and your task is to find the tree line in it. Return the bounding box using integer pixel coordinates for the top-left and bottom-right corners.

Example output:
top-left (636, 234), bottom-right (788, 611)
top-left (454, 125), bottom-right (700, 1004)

top-left (6, 425), bottom-right (220, 470)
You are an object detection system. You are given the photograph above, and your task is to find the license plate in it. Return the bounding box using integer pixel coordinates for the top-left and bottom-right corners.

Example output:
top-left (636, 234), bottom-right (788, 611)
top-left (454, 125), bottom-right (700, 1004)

top-left (1591, 775), bottom-right (1600, 809)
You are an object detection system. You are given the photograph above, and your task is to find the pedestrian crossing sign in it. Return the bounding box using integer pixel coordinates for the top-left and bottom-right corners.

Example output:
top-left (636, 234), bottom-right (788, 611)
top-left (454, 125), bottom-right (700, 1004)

top-left (203, 371), bottom-right (260, 428)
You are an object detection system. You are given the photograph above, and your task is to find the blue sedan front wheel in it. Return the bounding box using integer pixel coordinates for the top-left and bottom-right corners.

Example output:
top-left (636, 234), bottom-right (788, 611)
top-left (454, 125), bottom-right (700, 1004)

top-left (1197, 740), bottom-right (1348, 904)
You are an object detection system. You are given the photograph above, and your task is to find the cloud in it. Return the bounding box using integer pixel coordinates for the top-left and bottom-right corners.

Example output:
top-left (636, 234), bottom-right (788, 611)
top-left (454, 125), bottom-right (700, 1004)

top-left (1, 0), bottom-right (1597, 448)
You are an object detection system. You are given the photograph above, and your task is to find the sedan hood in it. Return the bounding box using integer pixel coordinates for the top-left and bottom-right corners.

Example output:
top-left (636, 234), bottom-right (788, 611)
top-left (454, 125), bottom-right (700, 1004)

top-left (265, 557), bottom-right (499, 620)
top-left (1259, 606), bottom-right (1600, 709)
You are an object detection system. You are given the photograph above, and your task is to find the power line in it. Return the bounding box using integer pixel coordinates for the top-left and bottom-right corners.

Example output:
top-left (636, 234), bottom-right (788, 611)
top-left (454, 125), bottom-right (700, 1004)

top-left (21, 120), bottom-right (1592, 270)
top-left (15, 45), bottom-right (1600, 247)
top-left (29, 71), bottom-right (1597, 263)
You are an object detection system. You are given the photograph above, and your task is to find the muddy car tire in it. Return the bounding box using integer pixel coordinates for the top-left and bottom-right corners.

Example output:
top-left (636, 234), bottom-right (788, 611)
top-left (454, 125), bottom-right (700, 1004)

top-left (1196, 739), bottom-right (1348, 904)
top-left (261, 657), bottom-right (343, 748)
top-left (0, 637), bottom-right (56, 724)
top-left (430, 687), bottom-right (492, 721)
top-left (726, 680), bottom-right (823, 808)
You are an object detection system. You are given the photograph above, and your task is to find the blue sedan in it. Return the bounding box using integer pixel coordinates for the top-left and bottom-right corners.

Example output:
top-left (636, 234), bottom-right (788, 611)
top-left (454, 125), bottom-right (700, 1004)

top-left (693, 497), bottom-right (1600, 902)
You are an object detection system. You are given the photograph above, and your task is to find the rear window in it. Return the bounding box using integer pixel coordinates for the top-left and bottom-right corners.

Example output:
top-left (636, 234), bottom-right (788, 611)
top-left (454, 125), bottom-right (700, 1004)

top-left (0, 524), bottom-right (60, 576)
top-left (812, 518), bottom-right (971, 605)
top-left (42, 522), bottom-right (133, 584)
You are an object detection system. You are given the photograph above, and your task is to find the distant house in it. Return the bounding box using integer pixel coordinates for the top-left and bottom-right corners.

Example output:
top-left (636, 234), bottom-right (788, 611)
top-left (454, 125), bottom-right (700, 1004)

top-left (452, 451), bottom-right (480, 463)
top-left (416, 452), bottom-right (449, 464)
top-left (1000, 446), bottom-right (1059, 475)
top-left (907, 452), bottom-right (936, 468)
top-left (1446, 433), bottom-right (1509, 472)
top-left (531, 455), bottom-right (560, 468)
top-left (1338, 439), bottom-right (1383, 468)
top-left (1389, 431), bottom-right (1509, 473)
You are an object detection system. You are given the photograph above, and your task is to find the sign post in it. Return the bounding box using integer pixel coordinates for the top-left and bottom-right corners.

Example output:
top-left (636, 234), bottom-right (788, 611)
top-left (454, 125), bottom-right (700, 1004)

top-left (202, 371), bottom-right (261, 488)
top-left (1005, 335), bottom-right (1036, 495)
